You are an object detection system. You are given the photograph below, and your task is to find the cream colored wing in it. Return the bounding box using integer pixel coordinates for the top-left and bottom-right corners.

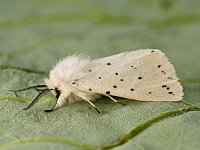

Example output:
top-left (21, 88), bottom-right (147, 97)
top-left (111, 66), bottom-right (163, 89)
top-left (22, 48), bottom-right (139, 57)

top-left (72, 49), bottom-right (183, 101)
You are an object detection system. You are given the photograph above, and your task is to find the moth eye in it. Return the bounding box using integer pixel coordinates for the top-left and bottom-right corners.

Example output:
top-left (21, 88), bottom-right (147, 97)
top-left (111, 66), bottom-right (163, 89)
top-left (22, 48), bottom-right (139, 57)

top-left (55, 87), bottom-right (60, 92)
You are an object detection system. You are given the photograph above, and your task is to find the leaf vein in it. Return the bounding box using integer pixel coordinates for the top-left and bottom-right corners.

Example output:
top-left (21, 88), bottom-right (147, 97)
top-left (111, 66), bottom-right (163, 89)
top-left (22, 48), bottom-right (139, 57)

top-left (101, 106), bottom-right (200, 150)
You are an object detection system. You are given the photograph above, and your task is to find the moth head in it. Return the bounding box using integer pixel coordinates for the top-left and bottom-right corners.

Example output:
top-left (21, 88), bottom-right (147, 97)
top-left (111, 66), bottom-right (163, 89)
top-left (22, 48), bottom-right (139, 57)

top-left (44, 69), bottom-right (70, 98)
top-left (44, 75), bottom-right (61, 97)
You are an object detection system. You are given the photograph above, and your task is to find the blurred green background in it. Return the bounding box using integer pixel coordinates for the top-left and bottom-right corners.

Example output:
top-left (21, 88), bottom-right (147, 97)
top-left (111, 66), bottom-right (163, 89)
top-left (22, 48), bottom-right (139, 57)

top-left (0, 0), bottom-right (200, 150)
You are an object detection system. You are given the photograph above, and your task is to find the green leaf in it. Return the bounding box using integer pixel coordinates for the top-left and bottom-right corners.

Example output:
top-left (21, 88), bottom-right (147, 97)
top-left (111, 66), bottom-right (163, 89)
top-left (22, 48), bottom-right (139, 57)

top-left (0, 0), bottom-right (200, 150)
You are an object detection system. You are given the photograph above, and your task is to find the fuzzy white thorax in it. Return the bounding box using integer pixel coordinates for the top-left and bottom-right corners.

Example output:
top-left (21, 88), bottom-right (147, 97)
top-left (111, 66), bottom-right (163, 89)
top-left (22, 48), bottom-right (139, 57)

top-left (44, 55), bottom-right (99, 109)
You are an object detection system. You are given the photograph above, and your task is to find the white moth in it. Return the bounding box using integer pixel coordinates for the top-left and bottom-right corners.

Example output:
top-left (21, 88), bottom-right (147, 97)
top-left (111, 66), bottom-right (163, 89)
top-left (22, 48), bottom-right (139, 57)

top-left (11, 49), bottom-right (183, 113)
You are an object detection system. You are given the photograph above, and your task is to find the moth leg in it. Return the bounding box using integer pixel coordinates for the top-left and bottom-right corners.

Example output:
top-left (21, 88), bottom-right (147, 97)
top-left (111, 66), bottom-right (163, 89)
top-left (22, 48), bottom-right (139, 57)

top-left (85, 99), bottom-right (101, 113)
top-left (74, 92), bottom-right (101, 113)
top-left (44, 102), bottom-right (57, 112)
top-left (45, 91), bottom-right (63, 112)
top-left (45, 101), bottom-right (65, 112)
top-left (44, 98), bottom-right (65, 112)
top-left (106, 95), bottom-right (126, 106)
top-left (44, 99), bottom-right (59, 112)
top-left (48, 97), bottom-right (101, 113)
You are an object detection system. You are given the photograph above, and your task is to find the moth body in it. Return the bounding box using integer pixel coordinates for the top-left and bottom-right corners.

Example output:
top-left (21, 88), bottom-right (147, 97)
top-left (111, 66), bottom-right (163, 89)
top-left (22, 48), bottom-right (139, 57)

top-left (44, 49), bottom-right (183, 111)
top-left (13, 49), bottom-right (183, 112)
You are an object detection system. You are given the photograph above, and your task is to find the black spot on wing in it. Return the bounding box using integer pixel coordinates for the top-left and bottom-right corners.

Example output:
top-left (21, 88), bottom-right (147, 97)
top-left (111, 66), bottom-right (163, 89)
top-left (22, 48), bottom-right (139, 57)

top-left (162, 85), bottom-right (171, 91)
top-left (131, 66), bottom-right (137, 69)
top-left (168, 77), bottom-right (173, 80)
top-left (162, 85), bottom-right (167, 87)
top-left (107, 63), bottom-right (111, 65)
top-left (106, 91), bottom-right (110, 95)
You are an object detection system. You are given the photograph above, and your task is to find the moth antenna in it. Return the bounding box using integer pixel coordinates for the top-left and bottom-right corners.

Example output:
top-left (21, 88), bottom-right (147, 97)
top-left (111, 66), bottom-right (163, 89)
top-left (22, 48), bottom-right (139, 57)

top-left (23, 88), bottom-right (51, 110)
top-left (35, 88), bottom-right (47, 93)
top-left (9, 85), bottom-right (47, 92)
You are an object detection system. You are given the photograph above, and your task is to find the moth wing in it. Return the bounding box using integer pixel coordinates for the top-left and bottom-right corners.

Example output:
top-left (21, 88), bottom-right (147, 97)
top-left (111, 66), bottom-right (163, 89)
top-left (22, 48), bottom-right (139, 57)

top-left (72, 49), bottom-right (183, 101)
